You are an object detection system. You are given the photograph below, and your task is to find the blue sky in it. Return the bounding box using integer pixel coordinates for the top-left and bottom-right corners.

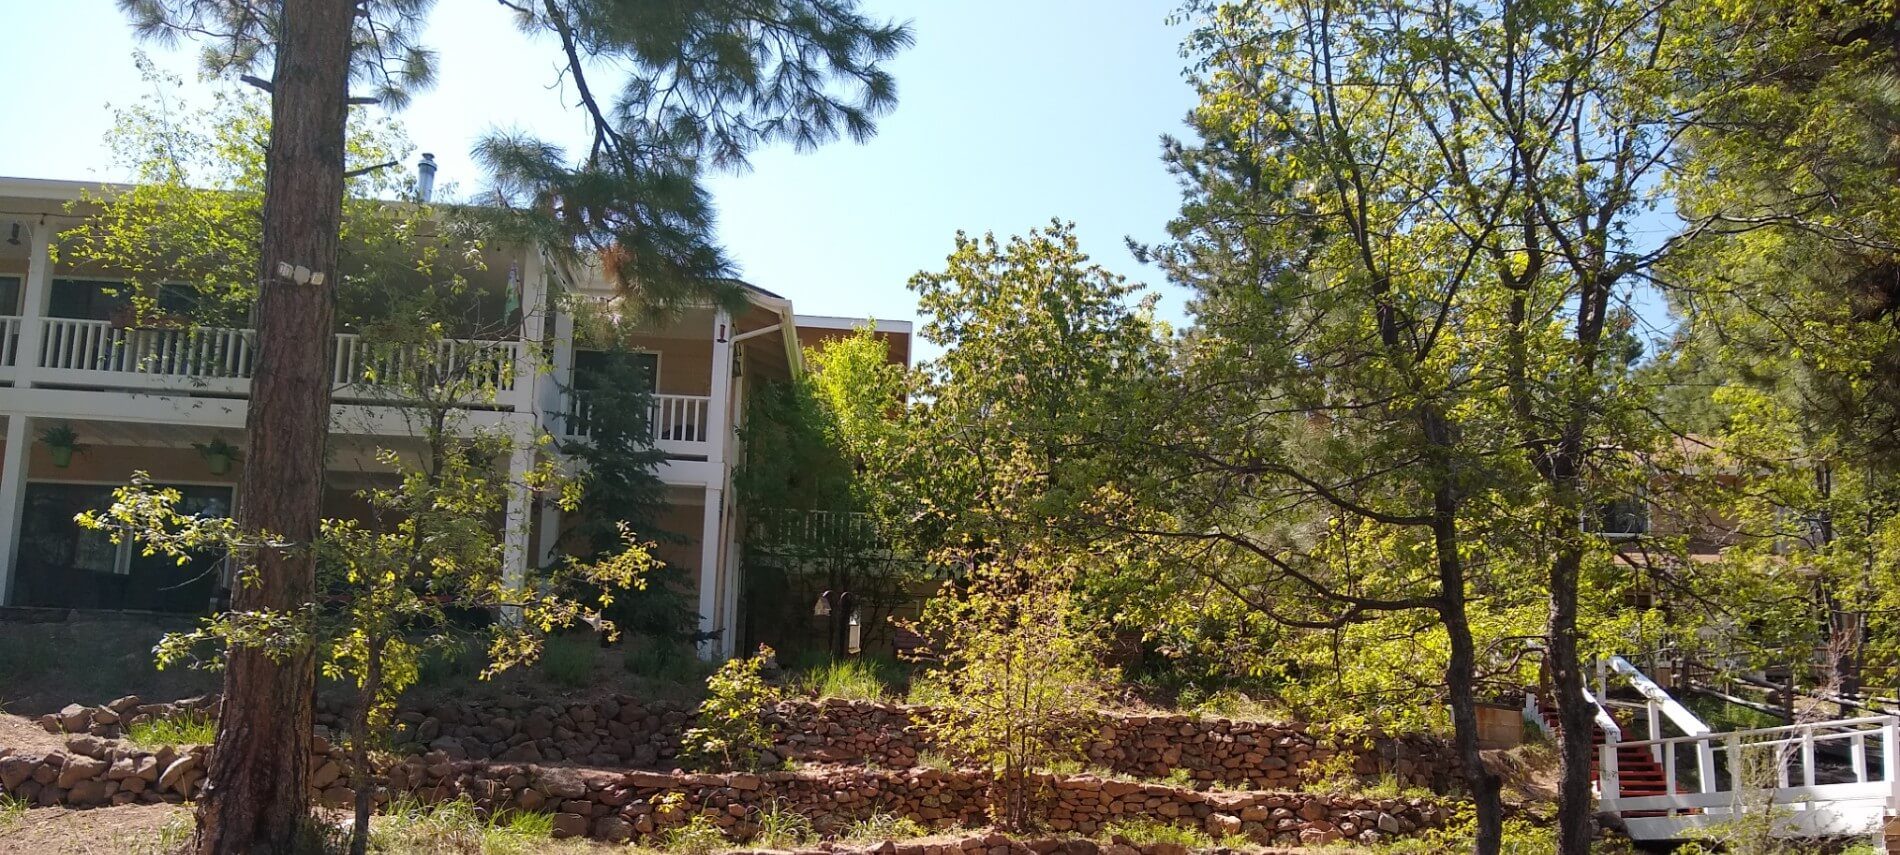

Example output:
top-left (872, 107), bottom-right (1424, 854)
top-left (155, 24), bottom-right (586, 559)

top-left (2, 2), bottom-right (1200, 334)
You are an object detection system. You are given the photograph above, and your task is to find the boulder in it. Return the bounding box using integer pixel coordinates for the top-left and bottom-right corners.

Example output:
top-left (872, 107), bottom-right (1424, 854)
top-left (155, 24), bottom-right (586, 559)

top-left (57, 756), bottom-right (109, 788)
top-left (551, 813), bottom-right (589, 839)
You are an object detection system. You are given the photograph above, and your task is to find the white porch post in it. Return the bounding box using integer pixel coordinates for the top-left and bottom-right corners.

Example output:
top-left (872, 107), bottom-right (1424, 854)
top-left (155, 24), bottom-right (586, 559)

top-left (537, 499), bottom-right (562, 567)
top-left (512, 250), bottom-right (547, 413)
top-left (0, 224), bottom-right (54, 605)
top-left (16, 220), bottom-right (52, 388)
top-left (697, 308), bottom-right (733, 658)
top-left (696, 486), bottom-right (725, 659)
top-left (0, 416), bottom-right (31, 605)
top-left (500, 429), bottom-right (534, 621)
top-left (544, 292), bottom-right (575, 432)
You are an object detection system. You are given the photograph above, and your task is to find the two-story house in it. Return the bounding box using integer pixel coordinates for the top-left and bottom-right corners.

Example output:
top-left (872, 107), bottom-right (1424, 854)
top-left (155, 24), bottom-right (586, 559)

top-left (0, 175), bottom-right (910, 660)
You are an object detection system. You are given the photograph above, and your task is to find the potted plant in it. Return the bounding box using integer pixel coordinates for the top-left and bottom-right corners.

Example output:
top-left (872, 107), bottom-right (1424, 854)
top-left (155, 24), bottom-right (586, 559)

top-left (40, 424), bottom-right (81, 468)
top-left (194, 437), bottom-right (241, 476)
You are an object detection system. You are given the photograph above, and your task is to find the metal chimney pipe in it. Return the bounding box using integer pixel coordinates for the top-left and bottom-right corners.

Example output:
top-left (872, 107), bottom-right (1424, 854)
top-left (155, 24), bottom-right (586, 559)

top-left (417, 153), bottom-right (437, 202)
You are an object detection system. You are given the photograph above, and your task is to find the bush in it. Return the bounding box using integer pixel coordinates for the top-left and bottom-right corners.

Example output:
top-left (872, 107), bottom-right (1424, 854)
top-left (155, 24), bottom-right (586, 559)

top-left (540, 633), bottom-right (598, 689)
top-left (124, 712), bottom-right (217, 747)
top-left (680, 645), bottom-right (782, 771)
top-left (907, 549), bottom-right (1115, 830)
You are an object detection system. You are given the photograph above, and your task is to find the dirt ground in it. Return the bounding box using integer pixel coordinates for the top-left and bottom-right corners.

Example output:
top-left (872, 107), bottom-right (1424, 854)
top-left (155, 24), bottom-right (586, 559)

top-left (0, 802), bottom-right (189, 854)
top-left (0, 711), bottom-right (72, 755)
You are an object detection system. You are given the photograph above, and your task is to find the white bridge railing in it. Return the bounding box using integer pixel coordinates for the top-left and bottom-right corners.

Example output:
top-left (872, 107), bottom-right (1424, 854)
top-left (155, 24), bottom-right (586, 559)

top-left (1569, 655), bottom-right (1900, 841)
top-left (1607, 715), bottom-right (1900, 839)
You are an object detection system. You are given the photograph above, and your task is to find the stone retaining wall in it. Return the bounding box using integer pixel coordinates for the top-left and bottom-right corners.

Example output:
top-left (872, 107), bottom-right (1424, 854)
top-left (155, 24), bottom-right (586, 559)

top-left (1, 731), bottom-right (1454, 848)
top-left (34, 694), bottom-right (1462, 796)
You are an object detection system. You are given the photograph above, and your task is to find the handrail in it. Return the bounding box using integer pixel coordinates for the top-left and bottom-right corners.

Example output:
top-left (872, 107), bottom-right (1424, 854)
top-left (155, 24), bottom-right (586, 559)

top-left (1611, 656), bottom-right (1711, 736)
top-left (1615, 713), bottom-right (1898, 750)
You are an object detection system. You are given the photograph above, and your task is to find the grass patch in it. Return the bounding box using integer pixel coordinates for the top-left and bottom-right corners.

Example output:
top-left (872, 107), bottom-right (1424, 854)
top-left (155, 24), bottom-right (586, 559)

top-left (124, 711), bottom-right (218, 747)
top-left (659, 814), bottom-right (731, 855)
top-left (0, 794), bottom-right (25, 832)
top-left (750, 800), bottom-right (814, 849)
top-left (1103, 818), bottom-right (1213, 848)
top-left (540, 633), bottom-right (598, 689)
top-left (794, 657), bottom-right (896, 702)
top-left (842, 812), bottom-right (929, 843)
top-left (623, 639), bottom-right (710, 685)
top-left (371, 797), bottom-right (569, 855)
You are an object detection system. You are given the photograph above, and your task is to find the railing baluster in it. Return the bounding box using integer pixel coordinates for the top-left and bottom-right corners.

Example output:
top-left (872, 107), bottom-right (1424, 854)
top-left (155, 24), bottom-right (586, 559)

top-left (1802, 727), bottom-right (1817, 788)
top-left (1853, 731), bottom-right (1868, 784)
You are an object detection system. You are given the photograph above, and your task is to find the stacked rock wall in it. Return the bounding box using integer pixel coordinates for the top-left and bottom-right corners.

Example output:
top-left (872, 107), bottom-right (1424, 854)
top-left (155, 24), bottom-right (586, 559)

top-left (385, 759), bottom-right (1454, 847)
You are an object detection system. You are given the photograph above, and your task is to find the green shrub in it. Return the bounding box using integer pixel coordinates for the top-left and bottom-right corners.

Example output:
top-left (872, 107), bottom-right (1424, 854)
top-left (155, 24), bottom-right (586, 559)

top-left (843, 812), bottom-right (929, 842)
top-left (124, 711), bottom-right (217, 747)
top-left (540, 633), bottom-right (598, 689)
top-left (1103, 818), bottom-right (1212, 848)
top-left (680, 645), bottom-right (781, 771)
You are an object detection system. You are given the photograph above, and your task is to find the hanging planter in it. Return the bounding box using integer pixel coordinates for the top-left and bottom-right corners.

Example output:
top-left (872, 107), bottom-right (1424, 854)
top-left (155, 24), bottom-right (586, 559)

top-left (39, 424), bottom-right (81, 468)
top-left (194, 437), bottom-right (241, 476)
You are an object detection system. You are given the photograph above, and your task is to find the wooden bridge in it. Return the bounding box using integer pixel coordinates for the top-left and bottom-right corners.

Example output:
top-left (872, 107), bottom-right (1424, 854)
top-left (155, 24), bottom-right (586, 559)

top-left (1526, 656), bottom-right (1900, 844)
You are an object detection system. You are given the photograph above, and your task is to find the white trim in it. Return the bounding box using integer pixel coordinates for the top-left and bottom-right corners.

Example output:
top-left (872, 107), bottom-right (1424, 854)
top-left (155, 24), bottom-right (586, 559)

top-left (793, 314), bottom-right (912, 334)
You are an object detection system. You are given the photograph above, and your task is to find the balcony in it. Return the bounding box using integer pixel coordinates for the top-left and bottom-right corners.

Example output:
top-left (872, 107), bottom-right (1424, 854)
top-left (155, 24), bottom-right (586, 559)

top-left (0, 316), bottom-right (522, 401)
top-left (559, 392), bottom-right (714, 458)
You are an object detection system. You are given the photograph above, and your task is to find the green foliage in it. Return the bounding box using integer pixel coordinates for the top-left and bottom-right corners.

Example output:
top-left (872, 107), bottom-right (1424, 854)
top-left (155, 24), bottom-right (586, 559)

top-left (36, 424), bottom-right (79, 451)
top-left (123, 711), bottom-right (217, 747)
top-left (539, 633), bottom-right (599, 689)
top-left (680, 645), bottom-right (782, 771)
top-left (58, 60), bottom-right (489, 332)
top-left (907, 548), bottom-right (1115, 830)
top-left (897, 222), bottom-right (1165, 563)
top-left (1360, 815), bottom-right (1567, 855)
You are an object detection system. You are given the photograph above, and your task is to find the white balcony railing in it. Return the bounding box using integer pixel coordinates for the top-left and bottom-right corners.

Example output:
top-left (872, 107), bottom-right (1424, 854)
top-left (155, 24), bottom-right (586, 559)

top-left (561, 392), bottom-right (713, 457)
top-left (332, 333), bottom-right (520, 394)
top-left (0, 316), bottom-right (524, 403)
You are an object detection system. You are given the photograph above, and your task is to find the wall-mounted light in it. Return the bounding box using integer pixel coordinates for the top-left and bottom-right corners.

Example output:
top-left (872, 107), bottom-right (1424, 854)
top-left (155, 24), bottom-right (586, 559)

top-left (6, 224), bottom-right (19, 246)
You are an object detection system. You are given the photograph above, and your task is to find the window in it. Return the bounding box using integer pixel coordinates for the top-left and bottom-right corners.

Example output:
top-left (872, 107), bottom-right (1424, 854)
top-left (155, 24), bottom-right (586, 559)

top-left (572, 349), bottom-right (659, 393)
top-left (13, 482), bottom-right (233, 613)
top-left (49, 278), bottom-right (130, 320)
top-left (1594, 496), bottom-right (1650, 536)
top-left (0, 276), bottom-right (20, 315)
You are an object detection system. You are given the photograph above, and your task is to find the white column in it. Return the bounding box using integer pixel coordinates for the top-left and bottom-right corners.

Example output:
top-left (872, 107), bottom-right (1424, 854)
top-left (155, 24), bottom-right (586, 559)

top-left (544, 296), bottom-right (574, 431)
top-left (696, 308), bottom-right (734, 658)
top-left (0, 416), bottom-right (31, 605)
top-left (1, 223), bottom-right (55, 605)
top-left (17, 221), bottom-right (54, 388)
top-left (500, 431), bottom-right (534, 621)
top-left (696, 485), bottom-right (724, 659)
top-left (512, 249), bottom-right (547, 413)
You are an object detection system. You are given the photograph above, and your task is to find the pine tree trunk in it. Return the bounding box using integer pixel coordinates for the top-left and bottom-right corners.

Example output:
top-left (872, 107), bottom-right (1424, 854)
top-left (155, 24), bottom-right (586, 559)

top-left (194, 1), bottom-right (353, 852)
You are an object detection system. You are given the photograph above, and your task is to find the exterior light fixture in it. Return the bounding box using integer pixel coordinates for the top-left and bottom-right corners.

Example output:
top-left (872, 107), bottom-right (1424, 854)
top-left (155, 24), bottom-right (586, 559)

top-left (813, 590), bottom-right (832, 617)
top-left (6, 224), bottom-right (18, 246)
